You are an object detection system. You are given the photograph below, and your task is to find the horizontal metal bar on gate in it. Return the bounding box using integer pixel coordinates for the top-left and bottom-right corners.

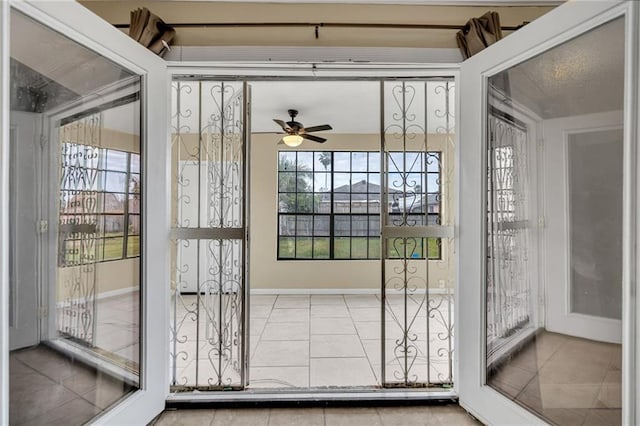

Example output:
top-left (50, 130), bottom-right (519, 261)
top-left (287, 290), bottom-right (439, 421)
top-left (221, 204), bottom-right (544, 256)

top-left (382, 226), bottom-right (454, 239)
top-left (495, 220), bottom-right (529, 231)
top-left (171, 228), bottom-right (245, 240)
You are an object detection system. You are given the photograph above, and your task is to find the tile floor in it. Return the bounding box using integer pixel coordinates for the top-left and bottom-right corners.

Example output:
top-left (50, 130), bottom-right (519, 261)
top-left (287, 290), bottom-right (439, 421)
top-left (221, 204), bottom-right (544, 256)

top-left (92, 290), bottom-right (140, 366)
top-left (172, 293), bottom-right (454, 389)
top-left (9, 345), bottom-right (135, 425)
top-left (250, 294), bottom-right (378, 388)
top-left (9, 291), bottom-right (140, 425)
top-left (58, 290), bottom-right (141, 368)
top-left (153, 405), bottom-right (481, 426)
top-left (488, 331), bottom-right (621, 425)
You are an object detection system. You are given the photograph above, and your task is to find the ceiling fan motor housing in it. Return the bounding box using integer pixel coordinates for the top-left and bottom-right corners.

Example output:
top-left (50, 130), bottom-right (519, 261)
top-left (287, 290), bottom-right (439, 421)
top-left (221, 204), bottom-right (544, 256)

top-left (273, 109), bottom-right (331, 143)
top-left (286, 109), bottom-right (302, 131)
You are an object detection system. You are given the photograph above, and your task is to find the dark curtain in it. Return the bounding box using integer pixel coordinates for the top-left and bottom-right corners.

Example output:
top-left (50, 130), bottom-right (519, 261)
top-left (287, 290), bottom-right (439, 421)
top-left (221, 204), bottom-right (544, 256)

top-left (129, 8), bottom-right (176, 57)
top-left (456, 12), bottom-right (503, 60)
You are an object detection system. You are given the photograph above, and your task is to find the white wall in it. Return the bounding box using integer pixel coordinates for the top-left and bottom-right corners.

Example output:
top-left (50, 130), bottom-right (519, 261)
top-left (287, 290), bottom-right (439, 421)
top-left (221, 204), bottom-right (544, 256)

top-left (249, 132), bottom-right (455, 291)
top-left (57, 258), bottom-right (139, 302)
top-left (9, 111), bottom-right (40, 349)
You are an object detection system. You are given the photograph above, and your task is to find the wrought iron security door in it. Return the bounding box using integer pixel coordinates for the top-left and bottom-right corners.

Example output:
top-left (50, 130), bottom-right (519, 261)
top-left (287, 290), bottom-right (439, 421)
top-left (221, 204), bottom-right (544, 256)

top-left (381, 80), bottom-right (455, 387)
top-left (170, 80), bottom-right (249, 390)
top-left (57, 113), bottom-right (101, 345)
top-left (486, 106), bottom-right (534, 364)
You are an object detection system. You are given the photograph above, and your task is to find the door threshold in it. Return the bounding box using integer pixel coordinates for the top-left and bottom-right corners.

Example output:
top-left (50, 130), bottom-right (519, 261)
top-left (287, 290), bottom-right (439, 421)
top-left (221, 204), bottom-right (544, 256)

top-left (166, 388), bottom-right (457, 408)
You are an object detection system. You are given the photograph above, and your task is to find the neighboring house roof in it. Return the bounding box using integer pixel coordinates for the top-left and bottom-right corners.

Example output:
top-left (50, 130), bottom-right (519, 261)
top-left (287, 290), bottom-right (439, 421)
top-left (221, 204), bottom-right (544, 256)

top-left (328, 180), bottom-right (399, 201)
top-left (323, 180), bottom-right (439, 207)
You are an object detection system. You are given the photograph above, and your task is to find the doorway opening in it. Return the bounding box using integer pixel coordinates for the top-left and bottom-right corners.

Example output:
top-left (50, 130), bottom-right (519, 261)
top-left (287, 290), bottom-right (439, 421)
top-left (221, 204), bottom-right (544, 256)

top-left (168, 77), bottom-right (456, 393)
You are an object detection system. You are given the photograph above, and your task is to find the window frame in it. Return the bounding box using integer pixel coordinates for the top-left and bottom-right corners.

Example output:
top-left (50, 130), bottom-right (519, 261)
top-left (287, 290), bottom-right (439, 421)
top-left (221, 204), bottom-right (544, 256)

top-left (277, 150), bottom-right (442, 261)
top-left (58, 140), bottom-right (141, 267)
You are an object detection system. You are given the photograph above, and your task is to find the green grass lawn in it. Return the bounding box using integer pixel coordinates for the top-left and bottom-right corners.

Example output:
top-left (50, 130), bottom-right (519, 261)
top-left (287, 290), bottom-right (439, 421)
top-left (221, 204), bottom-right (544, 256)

top-left (279, 237), bottom-right (440, 259)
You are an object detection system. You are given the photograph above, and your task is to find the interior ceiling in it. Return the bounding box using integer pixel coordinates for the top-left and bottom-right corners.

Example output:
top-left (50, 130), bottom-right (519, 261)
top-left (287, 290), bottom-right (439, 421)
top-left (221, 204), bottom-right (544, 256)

top-left (78, 1), bottom-right (558, 48)
top-left (251, 81), bottom-right (379, 134)
top-left (497, 17), bottom-right (624, 119)
top-left (11, 9), bottom-right (133, 105)
top-left (10, 59), bottom-right (79, 113)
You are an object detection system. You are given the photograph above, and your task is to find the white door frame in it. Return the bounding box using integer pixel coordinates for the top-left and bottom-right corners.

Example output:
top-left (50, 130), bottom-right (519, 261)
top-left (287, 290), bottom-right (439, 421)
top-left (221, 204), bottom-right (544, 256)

top-left (0, 1), bottom-right (170, 425)
top-left (544, 112), bottom-right (624, 344)
top-left (459, 1), bottom-right (639, 424)
top-left (166, 65), bottom-right (461, 399)
top-left (0, 0), bottom-right (10, 423)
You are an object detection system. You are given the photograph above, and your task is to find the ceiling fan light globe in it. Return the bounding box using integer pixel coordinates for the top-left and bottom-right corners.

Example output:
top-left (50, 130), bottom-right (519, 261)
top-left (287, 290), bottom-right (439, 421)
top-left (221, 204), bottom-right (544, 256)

top-left (282, 134), bottom-right (304, 147)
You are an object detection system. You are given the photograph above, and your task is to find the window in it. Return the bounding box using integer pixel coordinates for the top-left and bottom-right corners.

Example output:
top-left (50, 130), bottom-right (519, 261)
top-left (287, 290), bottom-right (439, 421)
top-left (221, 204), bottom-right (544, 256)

top-left (59, 141), bottom-right (140, 266)
top-left (277, 151), bottom-right (442, 260)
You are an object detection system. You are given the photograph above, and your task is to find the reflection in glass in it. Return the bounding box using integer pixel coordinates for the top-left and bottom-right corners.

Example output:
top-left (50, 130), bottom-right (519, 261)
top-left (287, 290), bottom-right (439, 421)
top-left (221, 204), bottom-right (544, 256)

top-left (9, 9), bottom-right (141, 425)
top-left (568, 130), bottom-right (623, 319)
top-left (485, 18), bottom-right (623, 425)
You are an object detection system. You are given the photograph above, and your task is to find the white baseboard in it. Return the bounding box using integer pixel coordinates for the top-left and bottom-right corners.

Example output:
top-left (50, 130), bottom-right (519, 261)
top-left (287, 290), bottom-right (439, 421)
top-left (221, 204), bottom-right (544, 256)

top-left (56, 286), bottom-right (138, 308)
top-left (96, 286), bottom-right (138, 300)
top-left (250, 288), bottom-right (378, 295)
top-left (250, 288), bottom-right (454, 295)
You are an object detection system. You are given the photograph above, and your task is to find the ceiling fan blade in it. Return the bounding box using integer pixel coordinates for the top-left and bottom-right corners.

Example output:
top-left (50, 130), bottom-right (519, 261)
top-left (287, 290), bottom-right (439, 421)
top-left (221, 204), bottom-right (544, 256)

top-left (273, 119), bottom-right (291, 132)
top-left (302, 134), bottom-right (327, 143)
top-left (303, 124), bottom-right (332, 133)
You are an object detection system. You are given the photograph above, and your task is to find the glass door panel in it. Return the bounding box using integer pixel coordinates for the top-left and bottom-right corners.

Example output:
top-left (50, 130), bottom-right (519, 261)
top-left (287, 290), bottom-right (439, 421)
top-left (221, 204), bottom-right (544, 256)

top-left (8, 9), bottom-right (141, 424)
top-left (459, 2), bottom-right (635, 425)
top-left (57, 96), bottom-right (142, 366)
top-left (485, 18), bottom-right (624, 425)
top-left (4, 2), bottom-right (168, 424)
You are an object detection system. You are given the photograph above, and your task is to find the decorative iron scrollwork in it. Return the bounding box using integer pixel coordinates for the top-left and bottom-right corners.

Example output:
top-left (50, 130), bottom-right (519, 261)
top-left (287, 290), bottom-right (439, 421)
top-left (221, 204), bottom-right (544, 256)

top-left (57, 114), bottom-right (101, 345)
top-left (486, 113), bottom-right (533, 359)
top-left (170, 81), bottom-right (245, 390)
top-left (382, 81), bottom-right (454, 387)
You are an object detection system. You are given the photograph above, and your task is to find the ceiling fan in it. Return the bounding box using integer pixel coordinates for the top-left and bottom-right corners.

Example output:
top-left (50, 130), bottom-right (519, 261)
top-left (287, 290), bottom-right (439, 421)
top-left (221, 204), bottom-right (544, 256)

top-left (273, 109), bottom-right (332, 146)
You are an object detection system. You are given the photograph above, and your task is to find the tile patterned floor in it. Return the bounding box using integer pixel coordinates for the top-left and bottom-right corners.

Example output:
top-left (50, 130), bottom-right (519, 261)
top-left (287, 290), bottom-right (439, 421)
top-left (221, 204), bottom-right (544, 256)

top-left (9, 345), bottom-right (134, 426)
top-left (488, 331), bottom-right (622, 425)
top-left (60, 290), bottom-right (140, 367)
top-left (172, 293), bottom-right (454, 389)
top-left (250, 294), bottom-right (377, 388)
top-left (9, 291), bottom-right (140, 425)
top-left (153, 405), bottom-right (481, 426)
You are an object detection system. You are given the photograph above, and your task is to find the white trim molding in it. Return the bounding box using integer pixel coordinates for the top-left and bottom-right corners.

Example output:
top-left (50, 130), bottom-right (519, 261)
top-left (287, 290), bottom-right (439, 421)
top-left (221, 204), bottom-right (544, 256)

top-left (0, 1), bottom-right (10, 424)
top-left (143, 0), bottom-right (563, 5)
top-left (165, 46), bottom-right (463, 64)
top-left (249, 288), bottom-right (453, 295)
top-left (169, 62), bottom-right (460, 79)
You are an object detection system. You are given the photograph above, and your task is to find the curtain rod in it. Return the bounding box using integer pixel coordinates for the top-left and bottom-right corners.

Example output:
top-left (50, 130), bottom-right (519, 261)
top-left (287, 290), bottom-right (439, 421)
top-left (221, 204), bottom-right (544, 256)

top-left (114, 21), bottom-right (527, 31)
